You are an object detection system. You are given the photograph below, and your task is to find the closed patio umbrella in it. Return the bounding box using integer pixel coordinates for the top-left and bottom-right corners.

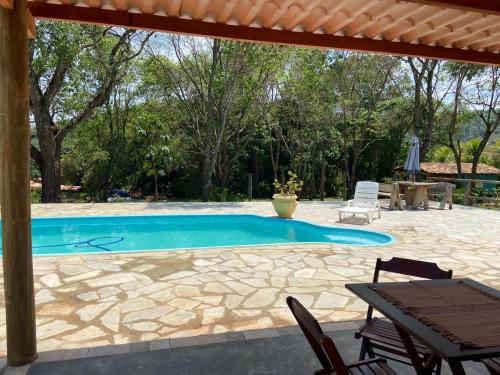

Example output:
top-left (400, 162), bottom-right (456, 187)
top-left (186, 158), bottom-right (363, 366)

top-left (404, 136), bottom-right (420, 180)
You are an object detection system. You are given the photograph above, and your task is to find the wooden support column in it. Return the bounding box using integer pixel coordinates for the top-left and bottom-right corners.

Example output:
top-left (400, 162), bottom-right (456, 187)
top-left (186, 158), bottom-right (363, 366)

top-left (0, 0), bottom-right (37, 366)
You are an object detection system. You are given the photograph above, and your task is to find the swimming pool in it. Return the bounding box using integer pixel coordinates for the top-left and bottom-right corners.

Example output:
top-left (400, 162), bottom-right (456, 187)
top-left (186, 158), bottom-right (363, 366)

top-left (0, 215), bottom-right (395, 255)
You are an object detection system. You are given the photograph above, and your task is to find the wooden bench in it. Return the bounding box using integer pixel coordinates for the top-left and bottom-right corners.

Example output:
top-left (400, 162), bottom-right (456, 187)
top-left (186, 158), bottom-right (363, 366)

top-left (378, 184), bottom-right (392, 198)
top-left (379, 183), bottom-right (404, 211)
top-left (427, 182), bottom-right (455, 210)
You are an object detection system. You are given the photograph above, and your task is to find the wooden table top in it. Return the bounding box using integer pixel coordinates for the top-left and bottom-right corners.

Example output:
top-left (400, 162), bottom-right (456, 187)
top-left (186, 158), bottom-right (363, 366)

top-left (395, 181), bottom-right (439, 187)
top-left (346, 278), bottom-right (500, 362)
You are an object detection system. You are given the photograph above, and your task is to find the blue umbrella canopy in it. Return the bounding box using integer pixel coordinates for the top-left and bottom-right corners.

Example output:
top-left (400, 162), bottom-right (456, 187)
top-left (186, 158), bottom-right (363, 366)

top-left (404, 136), bottom-right (420, 176)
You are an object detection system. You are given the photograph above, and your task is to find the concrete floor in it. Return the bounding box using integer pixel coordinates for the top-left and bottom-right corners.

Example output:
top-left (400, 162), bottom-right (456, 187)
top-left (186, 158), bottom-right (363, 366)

top-left (25, 327), bottom-right (487, 375)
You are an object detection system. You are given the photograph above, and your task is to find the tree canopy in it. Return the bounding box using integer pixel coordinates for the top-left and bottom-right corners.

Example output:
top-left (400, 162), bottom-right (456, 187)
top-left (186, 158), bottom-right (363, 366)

top-left (29, 21), bottom-right (500, 203)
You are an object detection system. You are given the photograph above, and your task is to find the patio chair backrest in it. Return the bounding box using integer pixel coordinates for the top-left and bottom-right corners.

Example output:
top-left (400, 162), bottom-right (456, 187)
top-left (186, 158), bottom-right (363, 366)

top-left (286, 296), bottom-right (348, 375)
top-left (353, 181), bottom-right (379, 208)
top-left (366, 257), bottom-right (453, 321)
top-left (372, 257), bottom-right (453, 283)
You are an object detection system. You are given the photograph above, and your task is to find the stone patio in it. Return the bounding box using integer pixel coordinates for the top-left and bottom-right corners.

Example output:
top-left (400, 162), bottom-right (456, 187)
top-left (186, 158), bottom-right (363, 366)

top-left (0, 200), bottom-right (498, 358)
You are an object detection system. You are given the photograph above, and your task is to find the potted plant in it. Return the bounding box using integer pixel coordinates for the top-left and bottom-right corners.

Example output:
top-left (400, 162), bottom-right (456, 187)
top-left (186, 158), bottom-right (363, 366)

top-left (272, 171), bottom-right (304, 219)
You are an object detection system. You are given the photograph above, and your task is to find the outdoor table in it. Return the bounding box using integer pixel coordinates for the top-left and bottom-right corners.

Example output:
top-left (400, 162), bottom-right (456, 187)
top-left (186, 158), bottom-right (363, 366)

top-left (346, 278), bottom-right (500, 375)
top-left (395, 181), bottom-right (439, 210)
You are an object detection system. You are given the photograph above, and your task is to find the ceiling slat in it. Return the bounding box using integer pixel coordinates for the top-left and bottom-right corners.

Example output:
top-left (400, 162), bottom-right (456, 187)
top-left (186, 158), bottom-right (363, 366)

top-left (402, 0), bottom-right (500, 16)
top-left (28, 2), bottom-right (500, 66)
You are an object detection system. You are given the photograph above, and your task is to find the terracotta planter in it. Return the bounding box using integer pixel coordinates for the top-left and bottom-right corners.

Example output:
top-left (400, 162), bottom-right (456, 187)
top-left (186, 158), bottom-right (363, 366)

top-left (272, 194), bottom-right (298, 219)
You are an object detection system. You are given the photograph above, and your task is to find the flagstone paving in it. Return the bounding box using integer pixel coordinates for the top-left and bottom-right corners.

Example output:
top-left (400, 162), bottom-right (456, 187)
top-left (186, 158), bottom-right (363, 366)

top-left (0, 201), bottom-right (498, 355)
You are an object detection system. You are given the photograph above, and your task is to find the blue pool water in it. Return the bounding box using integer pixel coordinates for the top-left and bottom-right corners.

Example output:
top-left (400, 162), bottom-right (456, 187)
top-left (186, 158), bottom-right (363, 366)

top-left (0, 215), bottom-right (395, 255)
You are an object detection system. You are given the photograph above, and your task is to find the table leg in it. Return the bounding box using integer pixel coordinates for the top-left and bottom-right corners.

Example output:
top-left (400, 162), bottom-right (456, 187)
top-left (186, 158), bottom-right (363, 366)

top-left (423, 188), bottom-right (429, 210)
top-left (391, 183), bottom-right (404, 211)
top-left (448, 359), bottom-right (467, 375)
top-left (439, 192), bottom-right (446, 210)
top-left (412, 188), bottom-right (421, 210)
top-left (404, 187), bottom-right (415, 210)
top-left (389, 190), bottom-right (395, 211)
top-left (412, 187), bottom-right (428, 210)
top-left (394, 324), bottom-right (433, 375)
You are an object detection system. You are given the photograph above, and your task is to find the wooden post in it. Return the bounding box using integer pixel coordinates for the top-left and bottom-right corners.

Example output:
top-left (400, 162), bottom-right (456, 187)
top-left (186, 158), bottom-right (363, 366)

top-left (319, 151), bottom-right (326, 201)
top-left (342, 172), bottom-right (347, 201)
top-left (247, 173), bottom-right (252, 201)
top-left (464, 180), bottom-right (472, 206)
top-left (0, 0), bottom-right (38, 365)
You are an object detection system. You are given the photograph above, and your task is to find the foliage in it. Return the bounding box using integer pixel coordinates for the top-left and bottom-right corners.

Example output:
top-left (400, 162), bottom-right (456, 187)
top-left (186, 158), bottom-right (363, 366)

top-left (210, 188), bottom-right (244, 202)
top-left (30, 21), bottom-right (500, 204)
top-left (462, 138), bottom-right (482, 163)
top-left (29, 21), bottom-right (151, 202)
top-left (491, 140), bottom-right (500, 168)
top-left (432, 146), bottom-right (453, 162)
top-left (273, 171), bottom-right (304, 196)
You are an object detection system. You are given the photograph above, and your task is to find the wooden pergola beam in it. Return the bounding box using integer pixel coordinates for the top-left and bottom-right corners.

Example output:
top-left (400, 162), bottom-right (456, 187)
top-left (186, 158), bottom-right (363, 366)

top-left (0, 0), bottom-right (38, 366)
top-left (27, 9), bottom-right (35, 37)
top-left (403, 0), bottom-right (500, 16)
top-left (0, 0), bottom-right (34, 36)
top-left (0, 0), bottom-right (13, 9)
top-left (29, 3), bottom-right (500, 66)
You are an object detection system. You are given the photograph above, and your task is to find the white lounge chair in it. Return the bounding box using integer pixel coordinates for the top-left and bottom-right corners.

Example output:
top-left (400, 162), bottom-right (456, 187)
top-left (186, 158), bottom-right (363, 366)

top-left (338, 181), bottom-right (381, 223)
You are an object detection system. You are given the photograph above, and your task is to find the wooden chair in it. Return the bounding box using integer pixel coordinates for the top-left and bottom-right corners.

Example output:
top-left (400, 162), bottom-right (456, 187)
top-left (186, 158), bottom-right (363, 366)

top-left (286, 296), bottom-right (396, 375)
top-left (481, 358), bottom-right (500, 374)
top-left (355, 257), bottom-right (453, 375)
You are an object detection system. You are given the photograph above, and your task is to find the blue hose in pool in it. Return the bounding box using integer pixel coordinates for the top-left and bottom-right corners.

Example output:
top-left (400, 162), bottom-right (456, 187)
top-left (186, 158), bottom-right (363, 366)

top-left (33, 236), bottom-right (125, 252)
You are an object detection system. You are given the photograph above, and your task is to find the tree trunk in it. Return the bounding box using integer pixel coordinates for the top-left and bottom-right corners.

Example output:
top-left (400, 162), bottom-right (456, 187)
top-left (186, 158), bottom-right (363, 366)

top-left (408, 58), bottom-right (423, 142)
top-left (154, 174), bottom-right (158, 200)
top-left (269, 141), bottom-right (280, 181)
top-left (421, 61), bottom-right (438, 158)
top-left (253, 153), bottom-right (260, 196)
top-left (348, 152), bottom-right (359, 197)
top-left (343, 156), bottom-right (350, 200)
top-left (452, 148), bottom-right (462, 180)
top-left (309, 153), bottom-right (316, 200)
top-left (37, 132), bottom-right (62, 203)
top-left (342, 171), bottom-right (348, 201)
top-left (218, 150), bottom-right (231, 190)
top-left (319, 150), bottom-right (326, 201)
top-left (247, 173), bottom-right (253, 201)
top-left (201, 156), bottom-right (213, 202)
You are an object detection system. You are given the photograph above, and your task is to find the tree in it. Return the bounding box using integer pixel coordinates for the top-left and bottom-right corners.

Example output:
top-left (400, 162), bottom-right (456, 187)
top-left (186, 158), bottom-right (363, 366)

top-left (406, 58), bottom-right (449, 158)
top-left (270, 49), bottom-right (340, 199)
top-left (148, 36), bottom-right (283, 201)
top-left (134, 120), bottom-right (175, 200)
top-left (29, 22), bottom-right (151, 202)
top-left (462, 66), bottom-right (500, 180)
top-left (213, 47), bottom-right (285, 191)
top-left (435, 63), bottom-right (478, 178)
top-left (333, 53), bottom-right (398, 196)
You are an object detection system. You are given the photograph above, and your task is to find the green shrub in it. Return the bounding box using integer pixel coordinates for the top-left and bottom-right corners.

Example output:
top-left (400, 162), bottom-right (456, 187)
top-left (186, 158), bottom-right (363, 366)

top-left (210, 187), bottom-right (244, 202)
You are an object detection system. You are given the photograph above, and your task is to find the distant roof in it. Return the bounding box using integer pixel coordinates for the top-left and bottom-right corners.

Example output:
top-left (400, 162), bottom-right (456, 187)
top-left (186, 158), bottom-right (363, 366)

top-left (396, 162), bottom-right (500, 174)
top-left (30, 180), bottom-right (82, 191)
